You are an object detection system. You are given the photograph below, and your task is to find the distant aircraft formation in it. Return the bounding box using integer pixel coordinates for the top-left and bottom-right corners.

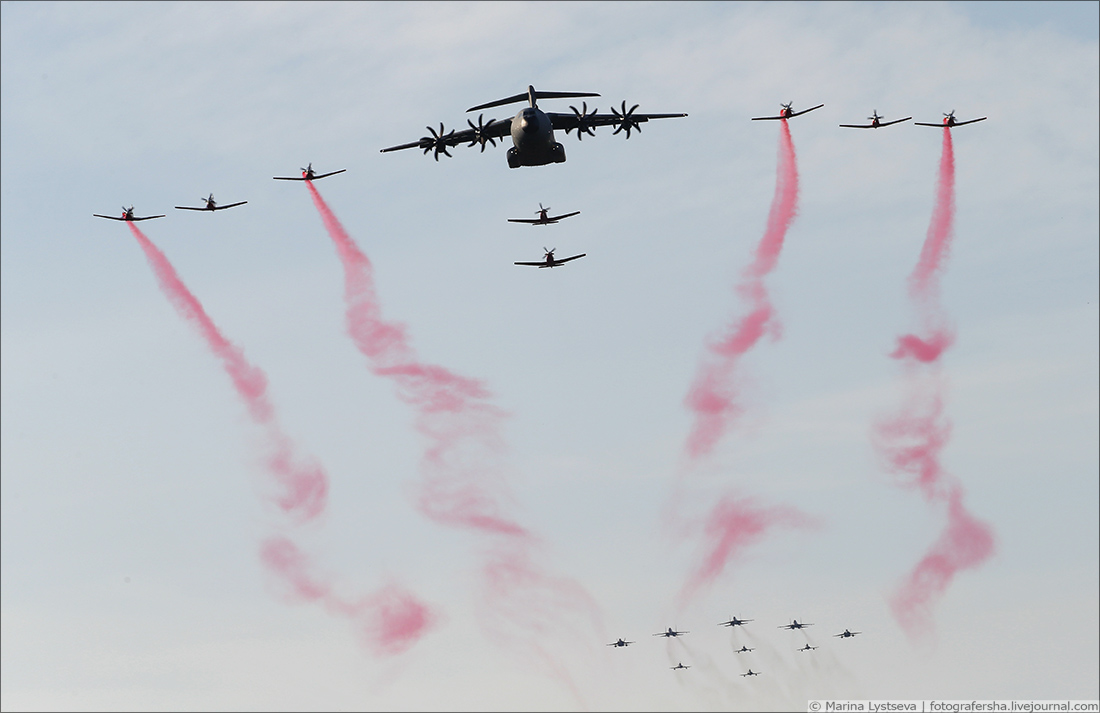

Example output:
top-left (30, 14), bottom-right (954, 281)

top-left (97, 89), bottom-right (982, 277)
top-left (605, 616), bottom-right (863, 674)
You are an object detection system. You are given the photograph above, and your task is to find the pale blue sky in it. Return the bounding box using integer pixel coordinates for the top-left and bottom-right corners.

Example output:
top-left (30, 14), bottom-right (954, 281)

top-left (2, 2), bottom-right (1097, 710)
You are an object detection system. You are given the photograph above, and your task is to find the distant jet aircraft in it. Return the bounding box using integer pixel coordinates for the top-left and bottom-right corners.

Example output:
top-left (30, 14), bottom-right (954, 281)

top-left (735, 646), bottom-right (755, 653)
top-left (752, 101), bottom-right (824, 121)
top-left (607, 638), bottom-right (634, 647)
top-left (914, 110), bottom-right (987, 128)
top-left (507, 203), bottom-right (580, 225)
top-left (175, 193), bottom-right (247, 211)
top-left (720, 616), bottom-right (753, 627)
top-left (653, 627), bottom-right (689, 638)
top-left (94, 205), bottom-right (165, 222)
top-left (839, 109), bottom-right (912, 129)
top-left (778, 619), bottom-right (813, 630)
top-left (272, 162), bottom-right (346, 181)
top-left (514, 247), bottom-right (586, 268)
top-left (671, 662), bottom-right (691, 670)
top-left (834, 629), bottom-right (862, 639)
top-left (798, 644), bottom-right (818, 652)
top-left (741, 669), bottom-right (761, 677)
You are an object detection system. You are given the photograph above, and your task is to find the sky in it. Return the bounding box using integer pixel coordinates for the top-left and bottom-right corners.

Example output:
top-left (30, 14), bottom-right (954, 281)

top-left (2, 2), bottom-right (1097, 711)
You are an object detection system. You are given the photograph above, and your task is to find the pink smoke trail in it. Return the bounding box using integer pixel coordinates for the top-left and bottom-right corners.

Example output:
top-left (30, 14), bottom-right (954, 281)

top-left (128, 222), bottom-right (435, 654)
top-left (304, 184), bottom-right (604, 695)
top-left (684, 118), bottom-right (799, 459)
top-left (672, 120), bottom-right (811, 608)
top-left (873, 127), bottom-right (994, 639)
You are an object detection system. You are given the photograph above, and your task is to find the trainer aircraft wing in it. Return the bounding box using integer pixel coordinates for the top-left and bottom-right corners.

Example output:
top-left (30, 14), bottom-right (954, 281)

top-left (212, 200), bottom-right (247, 210)
top-left (752, 103), bottom-right (824, 121)
top-left (514, 260), bottom-right (549, 267)
top-left (93, 214), bottom-right (127, 220)
top-left (130, 214), bottom-right (166, 221)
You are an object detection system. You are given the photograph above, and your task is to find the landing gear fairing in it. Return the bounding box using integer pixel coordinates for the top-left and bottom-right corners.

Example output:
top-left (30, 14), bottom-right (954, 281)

top-left (380, 85), bottom-right (687, 168)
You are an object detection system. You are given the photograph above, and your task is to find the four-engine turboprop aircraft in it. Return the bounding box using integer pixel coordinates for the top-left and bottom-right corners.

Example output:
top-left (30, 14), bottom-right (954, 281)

top-left (273, 162), bottom-right (347, 181)
top-left (914, 110), bottom-right (987, 128)
top-left (380, 85), bottom-right (688, 168)
top-left (752, 101), bottom-right (824, 121)
top-left (840, 109), bottom-right (912, 129)
top-left (175, 193), bottom-right (247, 211)
top-left (514, 247), bottom-right (586, 268)
top-left (94, 206), bottom-right (165, 221)
top-left (508, 203), bottom-right (580, 225)
top-left (720, 616), bottom-right (753, 627)
top-left (607, 638), bottom-right (634, 647)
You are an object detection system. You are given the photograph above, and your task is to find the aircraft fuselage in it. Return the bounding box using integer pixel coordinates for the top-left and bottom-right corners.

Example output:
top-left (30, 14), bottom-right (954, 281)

top-left (507, 107), bottom-right (566, 168)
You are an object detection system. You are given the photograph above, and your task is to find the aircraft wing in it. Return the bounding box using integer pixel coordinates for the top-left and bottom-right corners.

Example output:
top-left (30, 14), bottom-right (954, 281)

top-left (550, 110), bottom-right (688, 134)
top-left (311, 169), bottom-right (346, 180)
top-left (93, 214), bottom-right (127, 220)
top-left (753, 104), bottom-right (824, 120)
top-left (381, 120), bottom-right (510, 155)
top-left (838, 123), bottom-right (873, 128)
top-left (507, 218), bottom-right (544, 224)
top-left (879, 117), bottom-right (912, 127)
top-left (514, 261), bottom-right (548, 267)
top-left (273, 175), bottom-right (307, 181)
top-left (548, 210), bottom-right (580, 222)
top-left (552, 253), bottom-right (586, 265)
top-left (131, 215), bottom-right (166, 221)
top-left (212, 200), bottom-right (248, 210)
top-left (174, 206), bottom-right (208, 211)
top-left (953, 117), bottom-right (987, 126)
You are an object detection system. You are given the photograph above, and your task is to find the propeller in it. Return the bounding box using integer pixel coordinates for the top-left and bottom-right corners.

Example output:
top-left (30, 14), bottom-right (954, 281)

top-left (544, 247), bottom-right (556, 259)
top-left (611, 100), bottom-right (642, 138)
top-left (301, 162), bottom-right (313, 173)
top-left (537, 202), bottom-right (550, 214)
top-left (869, 110), bottom-right (882, 121)
top-left (565, 101), bottom-right (598, 140)
top-left (944, 110), bottom-right (956, 119)
top-left (466, 114), bottom-right (497, 152)
top-left (420, 123), bottom-right (455, 161)
top-left (782, 101), bottom-right (794, 114)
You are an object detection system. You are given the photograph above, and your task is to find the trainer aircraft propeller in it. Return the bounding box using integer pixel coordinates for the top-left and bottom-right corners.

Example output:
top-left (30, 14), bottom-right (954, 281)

top-left (752, 101), bottom-right (824, 121)
top-left (914, 109), bottom-right (987, 128)
top-left (175, 193), bottom-right (247, 211)
top-left (381, 84), bottom-right (687, 168)
top-left (94, 205), bottom-right (165, 222)
top-left (840, 109), bottom-right (912, 129)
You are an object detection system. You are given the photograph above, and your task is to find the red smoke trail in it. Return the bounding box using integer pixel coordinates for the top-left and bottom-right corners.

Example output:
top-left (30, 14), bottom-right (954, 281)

top-left (304, 184), bottom-right (604, 694)
top-left (873, 128), bottom-right (994, 639)
top-left (672, 120), bottom-right (811, 607)
top-left (128, 222), bottom-right (435, 655)
top-left (684, 119), bottom-right (799, 459)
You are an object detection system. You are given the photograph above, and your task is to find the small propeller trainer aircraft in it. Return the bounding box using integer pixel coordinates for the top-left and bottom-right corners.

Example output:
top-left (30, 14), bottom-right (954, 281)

top-left (779, 619), bottom-right (813, 630)
top-left (752, 101), bottom-right (824, 121)
top-left (508, 203), bottom-right (580, 225)
top-left (607, 638), bottom-right (634, 647)
top-left (653, 627), bottom-right (689, 638)
top-left (94, 206), bottom-right (165, 222)
top-left (381, 84), bottom-right (687, 168)
top-left (914, 110), bottom-right (987, 128)
top-left (742, 669), bottom-right (761, 677)
top-left (175, 193), bottom-right (247, 211)
top-left (798, 644), bottom-right (818, 652)
top-left (671, 662), bottom-right (691, 670)
top-left (272, 162), bottom-right (347, 181)
top-left (839, 110), bottom-right (912, 129)
top-left (720, 616), bottom-right (753, 627)
top-left (835, 629), bottom-right (862, 639)
top-left (515, 247), bottom-right (586, 269)
top-left (735, 646), bottom-right (755, 653)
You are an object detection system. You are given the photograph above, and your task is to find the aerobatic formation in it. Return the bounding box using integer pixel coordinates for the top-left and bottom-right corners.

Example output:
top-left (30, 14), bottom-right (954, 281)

top-left (97, 85), bottom-right (992, 693)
